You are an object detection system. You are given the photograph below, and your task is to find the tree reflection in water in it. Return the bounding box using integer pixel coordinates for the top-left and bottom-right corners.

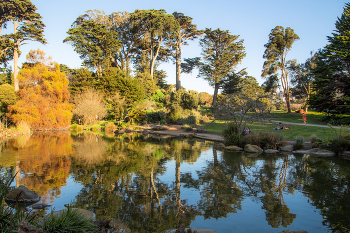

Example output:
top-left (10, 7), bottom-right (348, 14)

top-left (0, 133), bottom-right (350, 232)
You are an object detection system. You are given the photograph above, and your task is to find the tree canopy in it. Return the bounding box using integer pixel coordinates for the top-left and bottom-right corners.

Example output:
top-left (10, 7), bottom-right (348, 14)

top-left (130, 9), bottom-right (179, 78)
top-left (64, 10), bottom-right (121, 77)
top-left (198, 28), bottom-right (246, 106)
top-left (0, 0), bottom-right (46, 91)
top-left (262, 26), bottom-right (299, 113)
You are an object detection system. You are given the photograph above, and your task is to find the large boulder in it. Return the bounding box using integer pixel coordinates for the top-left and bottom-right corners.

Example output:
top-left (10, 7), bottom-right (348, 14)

top-left (244, 144), bottom-right (263, 153)
top-left (308, 148), bottom-right (335, 157)
top-left (5, 185), bottom-right (40, 204)
top-left (279, 231), bottom-right (308, 233)
top-left (167, 228), bottom-right (217, 233)
top-left (225, 145), bottom-right (243, 151)
top-left (280, 145), bottom-right (293, 152)
top-left (214, 143), bottom-right (225, 149)
top-left (264, 149), bottom-right (279, 153)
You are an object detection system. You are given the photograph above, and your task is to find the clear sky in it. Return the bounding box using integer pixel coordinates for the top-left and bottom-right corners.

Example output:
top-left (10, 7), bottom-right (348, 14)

top-left (6, 0), bottom-right (347, 95)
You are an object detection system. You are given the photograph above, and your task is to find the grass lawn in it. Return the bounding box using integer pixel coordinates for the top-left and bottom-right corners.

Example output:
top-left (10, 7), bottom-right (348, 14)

top-left (201, 116), bottom-right (340, 140)
top-left (268, 110), bottom-right (327, 124)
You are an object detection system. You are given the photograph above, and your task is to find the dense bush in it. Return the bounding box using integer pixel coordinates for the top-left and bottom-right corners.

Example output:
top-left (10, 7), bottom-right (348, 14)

top-left (328, 135), bottom-right (350, 154)
top-left (293, 136), bottom-right (305, 150)
top-left (181, 90), bottom-right (199, 109)
top-left (136, 72), bottom-right (157, 98)
top-left (0, 83), bottom-right (17, 115)
top-left (146, 110), bottom-right (166, 123)
top-left (222, 122), bottom-right (244, 146)
top-left (170, 90), bottom-right (199, 110)
top-left (243, 132), bottom-right (284, 149)
top-left (114, 76), bottom-right (145, 104)
top-left (168, 104), bottom-right (183, 122)
top-left (105, 92), bottom-right (126, 121)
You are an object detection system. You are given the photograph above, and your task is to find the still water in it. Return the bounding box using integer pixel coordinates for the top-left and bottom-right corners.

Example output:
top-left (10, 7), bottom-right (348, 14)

top-left (0, 132), bottom-right (349, 233)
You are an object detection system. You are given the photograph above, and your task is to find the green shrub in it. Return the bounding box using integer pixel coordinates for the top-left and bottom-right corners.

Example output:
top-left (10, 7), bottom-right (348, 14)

top-left (146, 111), bottom-right (166, 123)
top-left (181, 124), bottom-right (193, 132)
top-left (70, 123), bottom-right (78, 130)
top-left (168, 104), bottom-right (183, 122)
top-left (329, 135), bottom-right (350, 154)
top-left (222, 122), bottom-right (244, 146)
top-left (243, 132), bottom-right (284, 149)
top-left (0, 83), bottom-right (17, 115)
top-left (293, 136), bottom-right (305, 150)
top-left (160, 119), bottom-right (167, 125)
top-left (151, 90), bottom-right (165, 102)
top-left (187, 115), bottom-right (198, 125)
top-left (136, 72), bottom-right (157, 98)
top-left (181, 90), bottom-right (199, 109)
top-left (90, 124), bottom-right (100, 132)
top-left (115, 76), bottom-right (145, 104)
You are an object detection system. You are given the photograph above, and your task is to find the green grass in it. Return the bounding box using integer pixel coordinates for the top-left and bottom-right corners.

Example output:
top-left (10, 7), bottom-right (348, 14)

top-left (267, 110), bottom-right (327, 125)
top-left (201, 118), bottom-right (337, 140)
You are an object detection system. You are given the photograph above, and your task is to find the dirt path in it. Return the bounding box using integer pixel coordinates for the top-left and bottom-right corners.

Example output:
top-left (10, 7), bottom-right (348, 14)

top-left (150, 125), bottom-right (225, 142)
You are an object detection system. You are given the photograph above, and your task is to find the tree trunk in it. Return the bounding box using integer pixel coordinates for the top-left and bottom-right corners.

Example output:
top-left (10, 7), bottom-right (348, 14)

top-left (175, 40), bottom-right (181, 91)
top-left (212, 82), bottom-right (219, 106)
top-left (150, 39), bottom-right (154, 78)
top-left (285, 91), bottom-right (291, 113)
top-left (13, 21), bottom-right (19, 91)
top-left (14, 45), bottom-right (19, 91)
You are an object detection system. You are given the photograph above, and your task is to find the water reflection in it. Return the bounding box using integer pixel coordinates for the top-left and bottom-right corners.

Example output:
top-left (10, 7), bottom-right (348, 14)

top-left (0, 132), bottom-right (349, 232)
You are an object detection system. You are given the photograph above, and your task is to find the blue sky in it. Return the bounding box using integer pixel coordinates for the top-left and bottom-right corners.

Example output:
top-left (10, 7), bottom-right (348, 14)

top-left (6, 0), bottom-right (347, 94)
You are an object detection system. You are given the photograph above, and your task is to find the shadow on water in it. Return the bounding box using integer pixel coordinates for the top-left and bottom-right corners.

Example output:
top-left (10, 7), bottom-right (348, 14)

top-left (0, 132), bottom-right (349, 232)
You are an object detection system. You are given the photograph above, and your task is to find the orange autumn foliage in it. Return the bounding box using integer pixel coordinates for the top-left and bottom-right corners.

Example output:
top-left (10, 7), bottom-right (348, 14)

top-left (8, 62), bottom-right (74, 130)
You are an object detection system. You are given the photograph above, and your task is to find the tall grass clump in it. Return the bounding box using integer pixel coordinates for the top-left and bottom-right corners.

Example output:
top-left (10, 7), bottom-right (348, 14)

top-left (222, 122), bottom-right (244, 146)
top-left (37, 206), bottom-right (97, 233)
top-left (0, 173), bottom-right (36, 232)
top-left (293, 136), bottom-right (305, 150)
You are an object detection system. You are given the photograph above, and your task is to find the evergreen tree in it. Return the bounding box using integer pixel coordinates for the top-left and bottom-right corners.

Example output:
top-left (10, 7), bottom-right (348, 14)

top-left (0, 0), bottom-right (46, 91)
top-left (198, 28), bottom-right (245, 106)
top-left (309, 3), bottom-right (350, 114)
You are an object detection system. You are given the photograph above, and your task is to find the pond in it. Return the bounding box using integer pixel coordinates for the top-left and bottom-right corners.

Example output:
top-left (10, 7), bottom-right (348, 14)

top-left (0, 132), bottom-right (349, 233)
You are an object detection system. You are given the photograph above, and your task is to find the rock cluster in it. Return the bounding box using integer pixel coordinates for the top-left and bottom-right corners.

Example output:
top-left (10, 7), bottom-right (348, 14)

top-left (214, 143), bottom-right (338, 157)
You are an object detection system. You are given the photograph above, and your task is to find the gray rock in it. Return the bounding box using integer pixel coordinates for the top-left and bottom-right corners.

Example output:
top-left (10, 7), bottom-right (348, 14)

top-left (46, 208), bottom-right (96, 221)
top-left (264, 149), bottom-right (279, 153)
top-left (225, 145), bottom-right (243, 151)
top-left (279, 230), bottom-right (308, 233)
top-left (293, 148), bottom-right (335, 157)
top-left (5, 185), bottom-right (40, 204)
top-left (308, 148), bottom-right (335, 157)
top-left (32, 203), bottom-right (52, 209)
top-left (340, 151), bottom-right (350, 157)
top-left (244, 144), bottom-right (263, 153)
top-left (214, 143), bottom-right (225, 149)
top-left (142, 129), bottom-right (149, 135)
top-left (280, 145), bottom-right (294, 152)
top-left (166, 228), bottom-right (217, 233)
top-left (293, 150), bottom-right (311, 154)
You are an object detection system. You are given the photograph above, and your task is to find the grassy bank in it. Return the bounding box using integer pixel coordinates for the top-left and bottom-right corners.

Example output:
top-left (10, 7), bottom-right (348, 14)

top-left (201, 111), bottom-right (342, 141)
